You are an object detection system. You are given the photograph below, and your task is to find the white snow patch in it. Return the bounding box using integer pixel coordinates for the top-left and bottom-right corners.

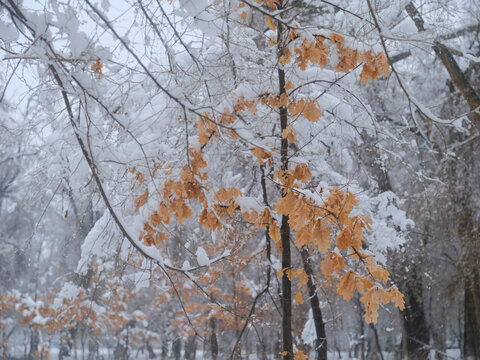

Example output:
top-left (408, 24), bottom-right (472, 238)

top-left (196, 247), bottom-right (211, 266)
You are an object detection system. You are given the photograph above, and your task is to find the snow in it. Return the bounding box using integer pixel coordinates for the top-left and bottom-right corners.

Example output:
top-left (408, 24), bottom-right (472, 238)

top-left (69, 31), bottom-right (90, 57)
top-left (57, 283), bottom-right (80, 301)
top-left (0, 20), bottom-right (19, 42)
top-left (301, 310), bottom-right (316, 346)
top-left (235, 196), bottom-right (264, 214)
top-left (196, 246), bottom-right (210, 266)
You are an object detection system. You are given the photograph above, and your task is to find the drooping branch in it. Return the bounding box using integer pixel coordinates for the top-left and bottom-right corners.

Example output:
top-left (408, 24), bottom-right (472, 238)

top-left (405, 2), bottom-right (480, 127)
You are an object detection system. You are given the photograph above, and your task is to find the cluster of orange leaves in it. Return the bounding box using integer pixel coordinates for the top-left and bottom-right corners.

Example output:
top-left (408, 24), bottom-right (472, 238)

top-left (0, 272), bottom-right (137, 344)
top-left (136, 149), bottom-right (208, 247)
top-left (134, 149), bottom-right (404, 323)
top-left (278, 31), bottom-right (389, 83)
top-left (241, 8), bottom-right (390, 83)
top-left (197, 92), bottom-right (321, 155)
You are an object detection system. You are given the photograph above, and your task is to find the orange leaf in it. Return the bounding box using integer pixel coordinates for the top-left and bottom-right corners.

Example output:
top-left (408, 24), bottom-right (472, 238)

top-left (281, 124), bottom-right (296, 144)
top-left (294, 350), bottom-right (308, 360)
top-left (387, 286), bottom-right (405, 310)
top-left (302, 100), bottom-right (321, 122)
top-left (360, 288), bottom-right (381, 324)
top-left (266, 16), bottom-right (276, 32)
top-left (238, 11), bottom-right (247, 19)
top-left (294, 291), bottom-right (304, 305)
top-left (279, 93), bottom-right (289, 108)
top-left (337, 228), bottom-right (355, 251)
top-left (277, 268), bottom-right (293, 281)
top-left (292, 163), bottom-right (311, 182)
top-left (294, 268), bottom-right (309, 287)
top-left (250, 147), bottom-right (271, 166)
top-left (279, 48), bottom-right (292, 66)
top-left (337, 271), bottom-right (356, 301)
top-left (321, 253), bottom-right (345, 279)
top-left (275, 191), bottom-right (297, 216)
top-left (268, 221), bottom-right (282, 253)
top-left (134, 189), bottom-right (149, 212)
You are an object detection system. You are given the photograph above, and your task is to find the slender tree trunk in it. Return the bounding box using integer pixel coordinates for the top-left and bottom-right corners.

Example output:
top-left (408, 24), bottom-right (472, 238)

top-left (173, 338), bottom-right (181, 360)
top-left (300, 248), bottom-right (327, 360)
top-left (368, 323), bottom-right (384, 360)
top-left (276, 3), bottom-right (293, 358)
top-left (210, 318), bottom-right (218, 360)
top-left (28, 328), bottom-right (39, 360)
top-left (457, 190), bottom-right (480, 359)
top-left (464, 277), bottom-right (478, 360)
top-left (463, 252), bottom-right (480, 360)
top-left (400, 264), bottom-right (429, 360)
top-left (161, 338), bottom-right (167, 360)
top-left (184, 335), bottom-right (197, 360)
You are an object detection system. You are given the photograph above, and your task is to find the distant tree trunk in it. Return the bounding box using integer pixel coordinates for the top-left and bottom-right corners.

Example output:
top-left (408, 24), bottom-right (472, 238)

top-left (184, 335), bottom-right (196, 360)
top-left (367, 323), bottom-right (384, 360)
top-left (400, 264), bottom-right (429, 360)
top-left (59, 329), bottom-right (72, 360)
top-left (87, 336), bottom-right (98, 360)
top-left (463, 268), bottom-right (480, 360)
top-left (161, 339), bottom-right (168, 360)
top-left (366, 335), bottom-right (380, 360)
top-left (457, 199), bottom-right (480, 360)
top-left (173, 338), bottom-right (181, 360)
top-left (300, 248), bottom-right (327, 360)
top-left (354, 297), bottom-right (366, 360)
top-left (28, 328), bottom-right (39, 360)
top-left (114, 343), bottom-right (127, 360)
top-left (2, 329), bottom-right (7, 360)
top-left (210, 318), bottom-right (218, 360)
top-left (146, 341), bottom-right (156, 359)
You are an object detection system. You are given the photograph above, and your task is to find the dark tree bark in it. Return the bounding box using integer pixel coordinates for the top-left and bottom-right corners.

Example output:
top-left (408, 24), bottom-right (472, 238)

top-left (277, 6), bottom-right (293, 359)
top-left (28, 328), bottom-right (39, 360)
top-left (161, 339), bottom-right (168, 360)
top-left (114, 343), bottom-right (127, 360)
top-left (184, 335), bottom-right (197, 360)
top-left (400, 264), bottom-right (430, 360)
top-left (464, 275), bottom-right (479, 360)
top-left (146, 342), bottom-right (156, 359)
top-left (210, 318), bottom-right (218, 360)
top-left (173, 338), bottom-right (181, 360)
top-left (300, 248), bottom-right (327, 360)
top-left (459, 206), bottom-right (480, 360)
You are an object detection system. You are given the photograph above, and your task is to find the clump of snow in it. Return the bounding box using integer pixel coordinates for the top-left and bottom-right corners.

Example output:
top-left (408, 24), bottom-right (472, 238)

top-left (301, 310), bottom-right (316, 346)
top-left (0, 20), bottom-right (19, 42)
top-left (196, 247), bottom-right (210, 266)
top-left (236, 196), bottom-right (264, 214)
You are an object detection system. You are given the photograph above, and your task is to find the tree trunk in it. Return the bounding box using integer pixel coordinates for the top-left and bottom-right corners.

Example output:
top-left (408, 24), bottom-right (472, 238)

top-left (28, 328), bottom-right (39, 360)
top-left (210, 318), bottom-right (218, 360)
top-left (277, 6), bottom-right (293, 358)
top-left (300, 248), bottom-right (327, 360)
top-left (173, 338), bottom-right (181, 360)
top-left (400, 264), bottom-right (429, 360)
top-left (463, 268), bottom-right (480, 359)
top-left (184, 335), bottom-right (197, 360)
